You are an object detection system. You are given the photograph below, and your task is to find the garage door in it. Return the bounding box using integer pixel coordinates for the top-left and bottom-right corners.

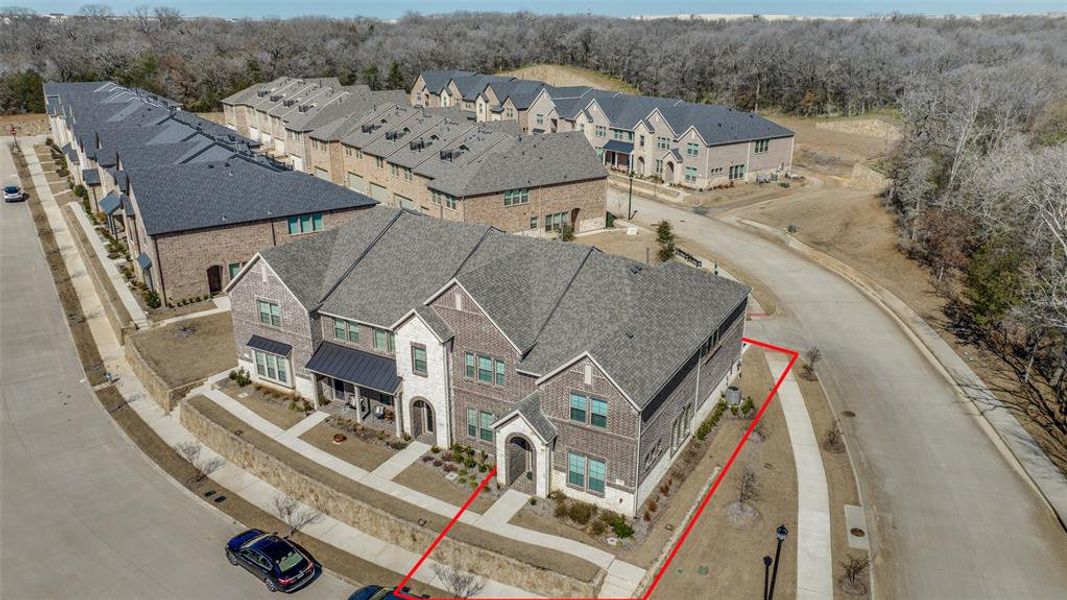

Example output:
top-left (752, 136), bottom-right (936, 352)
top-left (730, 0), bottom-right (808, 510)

top-left (314, 167), bottom-right (330, 181)
top-left (369, 183), bottom-right (389, 203)
top-left (347, 172), bottom-right (367, 194)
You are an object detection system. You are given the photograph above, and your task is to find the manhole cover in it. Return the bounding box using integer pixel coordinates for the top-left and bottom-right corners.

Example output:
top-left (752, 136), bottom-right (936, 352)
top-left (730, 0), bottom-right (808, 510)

top-left (842, 410), bottom-right (856, 418)
top-left (850, 527), bottom-right (866, 538)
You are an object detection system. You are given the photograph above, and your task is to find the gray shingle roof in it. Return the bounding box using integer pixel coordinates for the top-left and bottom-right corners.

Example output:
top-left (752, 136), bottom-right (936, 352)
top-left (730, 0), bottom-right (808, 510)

top-left (126, 157), bottom-right (376, 235)
top-left (256, 206), bottom-right (749, 406)
top-left (427, 132), bottom-right (606, 198)
top-left (420, 70), bottom-right (476, 95)
top-left (492, 391), bottom-right (557, 442)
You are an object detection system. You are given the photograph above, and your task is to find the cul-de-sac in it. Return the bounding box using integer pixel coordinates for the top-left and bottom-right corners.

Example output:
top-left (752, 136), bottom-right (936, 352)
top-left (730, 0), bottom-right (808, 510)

top-left (2, 4), bottom-right (1066, 600)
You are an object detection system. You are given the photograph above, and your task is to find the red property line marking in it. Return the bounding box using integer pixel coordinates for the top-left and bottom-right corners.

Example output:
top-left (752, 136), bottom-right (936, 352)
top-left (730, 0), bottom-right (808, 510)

top-left (394, 336), bottom-right (797, 600)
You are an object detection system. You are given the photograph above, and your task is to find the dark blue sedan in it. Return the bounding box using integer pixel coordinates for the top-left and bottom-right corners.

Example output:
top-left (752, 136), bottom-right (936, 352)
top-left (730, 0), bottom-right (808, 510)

top-left (225, 529), bottom-right (318, 593)
top-left (347, 585), bottom-right (429, 600)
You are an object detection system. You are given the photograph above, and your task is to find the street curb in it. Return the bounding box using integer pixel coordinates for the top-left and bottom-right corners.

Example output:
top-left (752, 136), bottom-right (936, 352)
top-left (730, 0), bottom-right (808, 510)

top-left (736, 217), bottom-right (1067, 530)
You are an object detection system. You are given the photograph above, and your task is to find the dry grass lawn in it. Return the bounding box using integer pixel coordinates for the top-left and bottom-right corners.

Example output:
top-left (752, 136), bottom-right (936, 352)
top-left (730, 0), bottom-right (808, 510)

top-left (498, 64), bottom-right (639, 94)
top-left (218, 378), bottom-right (305, 429)
top-left (299, 421), bottom-right (395, 472)
top-left (128, 311), bottom-right (236, 387)
top-left (2, 113), bottom-right (50, 136)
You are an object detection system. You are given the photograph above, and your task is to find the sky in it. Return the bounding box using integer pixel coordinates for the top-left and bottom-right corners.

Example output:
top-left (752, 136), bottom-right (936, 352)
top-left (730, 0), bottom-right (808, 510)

top-left (16, 0), bottom-right (1067, 19)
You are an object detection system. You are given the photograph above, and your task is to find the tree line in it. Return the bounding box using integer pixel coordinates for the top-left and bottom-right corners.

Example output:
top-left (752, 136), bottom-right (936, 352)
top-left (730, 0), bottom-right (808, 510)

top-left (2, 6), bottom-right (1065, 450)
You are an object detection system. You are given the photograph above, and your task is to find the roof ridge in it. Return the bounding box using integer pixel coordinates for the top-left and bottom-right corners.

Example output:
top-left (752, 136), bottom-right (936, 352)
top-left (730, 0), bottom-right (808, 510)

top-left (522, 245), bottom-right (596, 357)
top-left (445, 225), bottom-right (498, 282)
top-left (315, 210), bottom-right (405, 308)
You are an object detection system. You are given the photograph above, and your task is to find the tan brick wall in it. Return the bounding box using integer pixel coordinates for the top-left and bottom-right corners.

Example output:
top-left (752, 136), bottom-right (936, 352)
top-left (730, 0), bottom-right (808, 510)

top-left (153, 208), bottom-right (367, 303)
top-left (459, 178), bottom-right (606, 235)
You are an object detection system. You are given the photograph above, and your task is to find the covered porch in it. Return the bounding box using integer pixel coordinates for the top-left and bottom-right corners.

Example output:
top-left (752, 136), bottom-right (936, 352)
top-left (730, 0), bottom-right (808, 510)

top-left (492, 391), bottom-right (556, 497)
top-left (602, 139), bottom-right (633, 173)
top-left (306, 341), bottom-right (403, 437)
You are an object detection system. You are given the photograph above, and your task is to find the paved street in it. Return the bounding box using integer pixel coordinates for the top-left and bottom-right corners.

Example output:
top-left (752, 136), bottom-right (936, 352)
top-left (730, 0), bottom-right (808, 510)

top-left (608, 187), bottom-right (1067, 599)
top-left (0, 141), bottom-right (352, 600)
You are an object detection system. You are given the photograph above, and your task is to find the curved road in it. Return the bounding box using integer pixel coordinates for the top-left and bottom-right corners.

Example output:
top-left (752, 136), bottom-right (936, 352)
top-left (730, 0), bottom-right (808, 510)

top-left (0, 143), bottom-right (351, 599)
top-left (608, 188), bottom-right (1067, 599)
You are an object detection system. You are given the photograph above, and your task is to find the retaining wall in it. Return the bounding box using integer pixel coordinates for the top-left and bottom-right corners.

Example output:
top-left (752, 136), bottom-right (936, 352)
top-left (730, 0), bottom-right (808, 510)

top-left (62, 204), bottom-right (136, 343)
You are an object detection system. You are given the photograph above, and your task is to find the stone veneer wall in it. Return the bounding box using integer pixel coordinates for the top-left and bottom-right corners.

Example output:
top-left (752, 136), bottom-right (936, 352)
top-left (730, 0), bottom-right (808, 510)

top-left (180, 398), bottom-right (602, 597)
top-left (125, 342), bottom-right (202, 412)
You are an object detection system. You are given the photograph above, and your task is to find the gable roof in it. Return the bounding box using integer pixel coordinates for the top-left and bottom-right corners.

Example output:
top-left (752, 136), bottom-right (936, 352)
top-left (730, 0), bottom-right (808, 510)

top-left (428, 131), bottom-right (606, 198)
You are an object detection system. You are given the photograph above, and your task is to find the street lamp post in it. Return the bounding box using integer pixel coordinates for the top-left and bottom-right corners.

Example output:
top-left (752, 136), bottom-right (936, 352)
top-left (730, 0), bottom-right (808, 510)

top-left (762, 555), bottom-right (772, 600)
top-left (627, 169), bottom-right (634, 220)
top-left (767, 524), bottom-right (789, 600)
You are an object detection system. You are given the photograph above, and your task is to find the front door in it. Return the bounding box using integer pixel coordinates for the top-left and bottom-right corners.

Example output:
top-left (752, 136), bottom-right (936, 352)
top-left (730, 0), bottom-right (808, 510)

top-left (506, 436), bottom-right (534, 493)
top-left (207, 265), bottom-right (223, 295)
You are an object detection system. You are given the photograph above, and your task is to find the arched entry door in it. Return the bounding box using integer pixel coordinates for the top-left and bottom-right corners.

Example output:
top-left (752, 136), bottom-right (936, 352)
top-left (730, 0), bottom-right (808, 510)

top-left (665, 162), bottom-right (675, 184)
top-left (411, 398), bottom-right (434, 442)
top-left (505, 435), bottom-right (535, 494)
top-left (207, 265), bottom-right (223, 295)
top-left (636, 156), bottom-right (645, 175)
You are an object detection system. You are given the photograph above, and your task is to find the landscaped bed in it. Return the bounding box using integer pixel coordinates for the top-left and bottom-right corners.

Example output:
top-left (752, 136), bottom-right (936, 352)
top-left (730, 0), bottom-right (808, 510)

top-left (126, 311), bottom-right (235, 389)
top-left (299, 420), bottom-right (396, 472)
top-left (393, 446), bottom-right (501, 514)
top-left (217, 376), bottom-right (308, 430)
top-left (183, 395), bottom-right (602, 591)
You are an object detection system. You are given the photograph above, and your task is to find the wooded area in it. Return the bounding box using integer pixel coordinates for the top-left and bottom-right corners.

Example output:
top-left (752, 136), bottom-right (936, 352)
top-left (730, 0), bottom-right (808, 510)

top-left (2, 7), bottom-right (1065, 440)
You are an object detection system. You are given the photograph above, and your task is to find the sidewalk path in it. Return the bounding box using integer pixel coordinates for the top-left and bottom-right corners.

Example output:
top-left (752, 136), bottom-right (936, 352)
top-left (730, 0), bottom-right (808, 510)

top-left (196, 379), bottom-right (647, 598)
top-left (477, 489), bottom-right (530, 528)
top-left (372, 440), bottom-right (432, 480)
top-left (767, 354), bottom-right (834, 600)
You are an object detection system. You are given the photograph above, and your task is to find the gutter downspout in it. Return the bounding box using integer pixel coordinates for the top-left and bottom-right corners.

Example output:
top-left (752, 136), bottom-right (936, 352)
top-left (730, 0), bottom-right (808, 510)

top-left (153, 235), bottom-right (166, 304)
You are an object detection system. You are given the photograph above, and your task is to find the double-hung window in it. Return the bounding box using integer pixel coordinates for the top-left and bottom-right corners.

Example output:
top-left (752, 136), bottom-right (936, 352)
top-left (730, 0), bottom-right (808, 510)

top-left (411, 344), bottom-right (427, 375)
top-left (686, 142), bottom-right (700, 157)
top-left (288, 213), bottom-right (323, 235)
top-left (544, 211), bottom-right (568, 233)
top-left (567, 452), bottom-right (606, 494)
top-left (495, 359), bottom-right (506, 385)
top-left (529, 216), bottom-right (538, 230)
top-left (228, 262), bottom-right (244, 280)
top-left (479, 411), bottom-right (494, 442)
top-left (334, 318), bottom-right (359, 342)
top-left (467, 407), bottom-right (478, 438)
top-left (569, 393), bottom-right (587, 422)
top-left (754, 139), bottom-right (769, 153)
top-left (253, 350), bottom-right (289, 385)
top-left (657, 136), bottom-right (670, 150)
top-left (372, 328), bottom-right (395, 353)
top-left (257, 300), bottom-right (280, 327)
top-left (685, 166), bottom-right (698, 183)
top-left (477, 355), bottom-right (493, 383)
top-left (536, 113), bottom-right (544, 125)
top-left (503, 188), bottom-right (529, 207)
top-left (729, 164), bottom-right (746, 180)
top-left (590, 398), bottom-right (608, 428)
top-left (595, 125), bottom-right (606, 138)
top-left (465, 352), bottom-right (475, 378)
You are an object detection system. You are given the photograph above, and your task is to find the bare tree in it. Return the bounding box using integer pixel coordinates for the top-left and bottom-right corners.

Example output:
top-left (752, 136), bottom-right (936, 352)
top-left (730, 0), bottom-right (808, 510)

top-left (802, 346), bottom-right (822, 380)
top-left (736, 465), bottom-right (761, 507)
top-left (272, 493), bottom-right (323, 538)
top-left (432, 563), bottom-right (486, 599)
top-left (824, 419), bottom-right (845, 453)
top-left (839, 554), bottom-right (871, 594)
top-left (174, 441), bottom-right (223, 482)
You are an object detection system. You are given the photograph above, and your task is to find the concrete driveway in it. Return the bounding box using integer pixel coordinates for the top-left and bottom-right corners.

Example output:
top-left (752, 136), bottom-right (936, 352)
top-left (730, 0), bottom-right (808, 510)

top-left (607, 187), bottom-right (1067, 599)
top-left (0, 141), bottom-right (353, 600)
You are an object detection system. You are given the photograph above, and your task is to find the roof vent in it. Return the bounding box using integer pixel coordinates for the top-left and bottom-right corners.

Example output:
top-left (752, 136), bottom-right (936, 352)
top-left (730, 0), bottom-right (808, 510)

top-left (629, 264), bottom-right (643, 274)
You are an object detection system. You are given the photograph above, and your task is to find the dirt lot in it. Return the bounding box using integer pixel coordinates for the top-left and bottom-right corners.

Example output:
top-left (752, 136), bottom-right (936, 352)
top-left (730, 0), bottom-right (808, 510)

top-left (299, 421), bottom-right (395, 472)
top-left (127, 312), bottom-right (236, 387)
top-left (498, 64), bottom-right (639, 94)
top-left (770, 113), bottom-right (899, 180)
top-left (195, 111), bottom-right (225, 125)
top-left (2, 113), bottom-right (50, 136)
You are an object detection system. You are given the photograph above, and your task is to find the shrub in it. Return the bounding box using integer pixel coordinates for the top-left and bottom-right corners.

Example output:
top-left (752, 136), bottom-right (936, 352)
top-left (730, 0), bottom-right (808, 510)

top-left (478, 463), bottom-right (488, 473)
top-left (589, 519), bottom-right (607, 536)
top-left (403, 433), bottom-right (412, 442)
top-left (611, 518), bottom-right (635, 539)
top-left (422, 455), bottom-right (434, 463)
top-left (430, 445), bottom-right (440, 454)
top-left (559, 224), bottom-right (575, 241)
top-left (229, 367), bottom-right (250, 387)
top-left (442, 463), bottom-right (457, 473)
top-left (643, 511), bottom-right (652, 522)
top-left (464, 457), bottom-right (477, 469)
top-left (529, 497), bottom-right (537, 506)
top-left (740, 396), bottom-right (755, 416)
top-left (567, 501), bottom-right (596, 525)
top-left (73, 184), bottom-right (87, 199)
top-left (388, 440), bottom-right (409, 450)
top-left (648, 499), bottom-right (658, 513)
top-left (697, 401), bottom-right (727, 440)
top-left (553, 499), bottom-right (569, 518)
top-left (459, 468), bottom-right (468, 476)
top-left (440, 452), bottom-right (454, 462)
top-left (142, 289), bottom-right (161, 308)
top-left (432, 459), bottom-right (443, 467)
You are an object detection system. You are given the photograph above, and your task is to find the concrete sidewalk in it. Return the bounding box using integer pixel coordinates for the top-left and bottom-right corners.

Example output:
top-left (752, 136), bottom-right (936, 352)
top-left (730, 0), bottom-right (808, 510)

top-left (196, 380), bottom-right (647, 597)
top-left (768, 354), bottom-right (834, 600)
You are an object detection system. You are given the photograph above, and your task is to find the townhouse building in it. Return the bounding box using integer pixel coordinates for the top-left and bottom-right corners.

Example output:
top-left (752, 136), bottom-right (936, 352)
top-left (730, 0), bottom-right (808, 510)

top-left (227, 207), bottom-right (749, 516)
top-left (412, 71), bottom-right (796, 189)
top-left (46, 81), bottom-right (378, 302)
